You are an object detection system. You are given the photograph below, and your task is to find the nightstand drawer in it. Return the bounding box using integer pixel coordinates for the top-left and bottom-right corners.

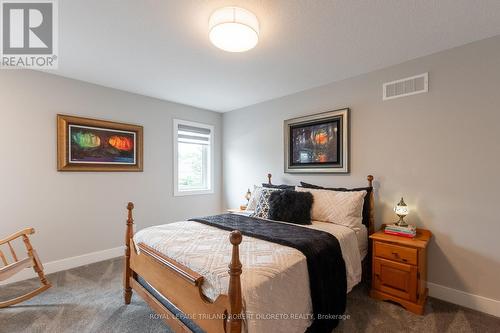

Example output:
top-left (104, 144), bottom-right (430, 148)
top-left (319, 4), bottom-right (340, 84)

top-left (374, 241), bottom-right (417, 265)
top-left (373, 257), bottom-right (417, 302)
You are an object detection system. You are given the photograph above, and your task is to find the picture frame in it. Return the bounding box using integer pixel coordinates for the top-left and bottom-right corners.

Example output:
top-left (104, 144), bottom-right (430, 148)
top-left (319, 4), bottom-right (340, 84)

top-left (57, 114), bottom-right (143, 172)
top-left (284, 108), bottom-right (349, 173)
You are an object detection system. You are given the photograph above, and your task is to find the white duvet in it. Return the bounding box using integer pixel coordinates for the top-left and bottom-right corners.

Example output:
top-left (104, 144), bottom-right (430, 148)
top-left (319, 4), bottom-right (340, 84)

top-left (133, 219), bottom-right (364, 333)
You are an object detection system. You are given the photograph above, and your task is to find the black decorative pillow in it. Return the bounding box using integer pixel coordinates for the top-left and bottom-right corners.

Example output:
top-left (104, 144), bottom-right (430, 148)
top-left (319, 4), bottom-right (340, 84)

top-left (300, 181), bottom-right (372, 228)
top-left (252, 188), bottom-right (282, 219)
top-left (299, 182), bottom-right (324, 190)
top-left (268, 190), bottom-right (314, 225)
top-left (262, 183), bottom-right (295, 190)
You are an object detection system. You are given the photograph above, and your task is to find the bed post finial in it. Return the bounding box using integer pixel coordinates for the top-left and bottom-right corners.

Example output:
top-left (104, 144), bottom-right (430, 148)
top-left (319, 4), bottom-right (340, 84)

top-left (124, 202), bottom-right (135, 304)
top-left (229, 230), bottom-right (242, 246)
top-left (227, 230), bottom-right (243, 333)
top-left (127, 202), bottom-right (134, 218)
top-left (367, 175), bottom-right (374, 188)
top-left (267, 173), bottom-right (272, 185)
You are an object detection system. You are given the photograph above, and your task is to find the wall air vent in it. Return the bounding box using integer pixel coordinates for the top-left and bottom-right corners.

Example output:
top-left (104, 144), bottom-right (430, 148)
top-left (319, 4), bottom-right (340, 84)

top-left (383, 72), bottom-right (428, 100)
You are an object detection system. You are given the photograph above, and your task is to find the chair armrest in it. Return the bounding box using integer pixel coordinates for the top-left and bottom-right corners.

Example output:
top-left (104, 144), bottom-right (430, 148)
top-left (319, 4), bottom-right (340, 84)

top-left (0, 228), bottom-right (35, 245)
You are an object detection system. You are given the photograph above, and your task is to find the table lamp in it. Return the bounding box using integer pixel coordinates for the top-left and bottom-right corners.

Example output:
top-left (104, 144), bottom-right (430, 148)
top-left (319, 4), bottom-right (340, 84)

top-left (394, 197), bottom-right (409, 227)
top-left (239, 189), bottom-right (252, 210)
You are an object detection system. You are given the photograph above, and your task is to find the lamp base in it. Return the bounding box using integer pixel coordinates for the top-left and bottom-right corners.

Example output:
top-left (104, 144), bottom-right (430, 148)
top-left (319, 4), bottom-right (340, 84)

top-left (395, 216), bottom-right (408, 228)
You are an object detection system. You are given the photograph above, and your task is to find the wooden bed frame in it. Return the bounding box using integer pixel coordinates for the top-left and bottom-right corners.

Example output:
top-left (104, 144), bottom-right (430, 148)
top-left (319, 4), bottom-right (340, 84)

top-left (124, 175), bottom-right (375, 333)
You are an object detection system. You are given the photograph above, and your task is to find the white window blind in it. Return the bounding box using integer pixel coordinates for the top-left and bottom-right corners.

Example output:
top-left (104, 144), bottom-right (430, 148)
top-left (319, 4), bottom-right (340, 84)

top-left (174, 119), bottom-right (214, 196)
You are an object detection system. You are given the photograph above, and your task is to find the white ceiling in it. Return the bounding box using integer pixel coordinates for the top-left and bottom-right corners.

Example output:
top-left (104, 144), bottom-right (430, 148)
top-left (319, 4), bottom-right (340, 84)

top-left (50, 0), bottom-right (500, 112)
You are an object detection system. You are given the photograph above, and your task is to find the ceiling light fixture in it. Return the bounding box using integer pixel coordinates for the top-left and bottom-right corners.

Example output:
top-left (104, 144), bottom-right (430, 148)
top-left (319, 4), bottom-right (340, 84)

top-left (209, 7), bottom-right (259, 52)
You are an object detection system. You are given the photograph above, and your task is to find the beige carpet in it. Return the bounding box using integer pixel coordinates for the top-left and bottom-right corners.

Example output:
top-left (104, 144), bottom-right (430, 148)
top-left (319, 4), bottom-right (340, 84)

top-left (1, 258), bottom-right (499, 333)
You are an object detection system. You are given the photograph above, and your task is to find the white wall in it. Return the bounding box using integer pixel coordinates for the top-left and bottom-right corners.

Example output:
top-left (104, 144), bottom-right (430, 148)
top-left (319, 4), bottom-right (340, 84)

top-left (0, 70), bottom-right (222, 268)
top-left (223, 36), bottom-right (500, 308)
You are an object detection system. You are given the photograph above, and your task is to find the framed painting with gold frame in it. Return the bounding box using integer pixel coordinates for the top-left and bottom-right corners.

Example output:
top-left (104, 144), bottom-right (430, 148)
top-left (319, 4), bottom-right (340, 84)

top-left (57, 114), bottom-right (143, 171)
top-left (284, 108), bottom-right (349, 173)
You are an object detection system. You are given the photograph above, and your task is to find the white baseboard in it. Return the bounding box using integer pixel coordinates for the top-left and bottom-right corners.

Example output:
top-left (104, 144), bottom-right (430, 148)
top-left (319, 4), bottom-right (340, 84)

top-left (428, 282), bottom-right (500, 317)
top-left (0, 246), bottom-right (124, 286)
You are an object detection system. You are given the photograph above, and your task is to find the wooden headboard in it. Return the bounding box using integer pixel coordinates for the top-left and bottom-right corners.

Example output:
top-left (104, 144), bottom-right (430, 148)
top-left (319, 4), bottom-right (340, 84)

top-left (266, 173), bottom-right (375, 235)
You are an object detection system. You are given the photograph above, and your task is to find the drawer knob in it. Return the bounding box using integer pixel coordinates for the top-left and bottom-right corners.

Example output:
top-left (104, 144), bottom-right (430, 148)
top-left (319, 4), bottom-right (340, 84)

top-left (392, 252), bottom-right (400, 257)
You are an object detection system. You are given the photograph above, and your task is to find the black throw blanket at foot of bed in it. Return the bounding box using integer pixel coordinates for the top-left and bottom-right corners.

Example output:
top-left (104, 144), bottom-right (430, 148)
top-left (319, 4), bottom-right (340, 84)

top-left (189, 214), bottom-right (347, 333)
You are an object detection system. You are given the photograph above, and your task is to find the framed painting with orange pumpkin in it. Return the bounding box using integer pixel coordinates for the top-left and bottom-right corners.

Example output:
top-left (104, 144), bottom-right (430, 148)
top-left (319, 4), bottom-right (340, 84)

top-left (57, 114), bottom-right (143, 171)
top-left (284, 108), bottom-right (349, 173)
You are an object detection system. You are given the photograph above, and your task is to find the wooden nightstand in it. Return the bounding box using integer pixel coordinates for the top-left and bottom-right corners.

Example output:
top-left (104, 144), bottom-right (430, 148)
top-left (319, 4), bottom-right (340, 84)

top-left (227, 209), bottom-right (253, 217)
top-left (369, 226), bottom-right (432, 315)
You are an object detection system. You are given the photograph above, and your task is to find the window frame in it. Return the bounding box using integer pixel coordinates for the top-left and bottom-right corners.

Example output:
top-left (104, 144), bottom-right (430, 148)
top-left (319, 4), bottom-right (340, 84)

top-left (173, 119), bottom-right (214, 196)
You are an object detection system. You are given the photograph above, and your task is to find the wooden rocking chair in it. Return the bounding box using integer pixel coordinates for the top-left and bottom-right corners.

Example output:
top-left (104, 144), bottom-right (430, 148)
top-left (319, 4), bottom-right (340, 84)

top-left (0, 228), bottom-right (51, 308)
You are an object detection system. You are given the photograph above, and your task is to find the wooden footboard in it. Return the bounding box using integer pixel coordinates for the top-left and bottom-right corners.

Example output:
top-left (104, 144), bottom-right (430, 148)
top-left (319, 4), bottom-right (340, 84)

top-left (124, 203), bottom-right (243, 333)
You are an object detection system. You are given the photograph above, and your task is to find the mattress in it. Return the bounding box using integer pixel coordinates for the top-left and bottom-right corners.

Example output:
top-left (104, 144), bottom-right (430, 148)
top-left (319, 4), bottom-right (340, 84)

top-left (356, 223), bottom-right (368, 260)
top-left (133, 219), bottom-right (363, 333)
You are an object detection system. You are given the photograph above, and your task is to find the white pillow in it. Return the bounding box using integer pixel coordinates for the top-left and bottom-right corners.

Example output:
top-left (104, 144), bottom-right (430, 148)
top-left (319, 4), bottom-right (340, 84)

top-left (245, 185), bottom-right (263, 211)
top-left (296, 187), bottom-right (366, 231)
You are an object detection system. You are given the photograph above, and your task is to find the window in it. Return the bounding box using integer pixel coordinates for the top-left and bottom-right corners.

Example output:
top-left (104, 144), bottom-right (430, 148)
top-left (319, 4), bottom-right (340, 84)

top-left (174, 119), bottom-right (214, 196)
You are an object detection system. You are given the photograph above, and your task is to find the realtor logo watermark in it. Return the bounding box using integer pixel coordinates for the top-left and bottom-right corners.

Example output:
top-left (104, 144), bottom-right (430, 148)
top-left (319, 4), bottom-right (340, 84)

top-left (1, 0), bottom-right (58, 69)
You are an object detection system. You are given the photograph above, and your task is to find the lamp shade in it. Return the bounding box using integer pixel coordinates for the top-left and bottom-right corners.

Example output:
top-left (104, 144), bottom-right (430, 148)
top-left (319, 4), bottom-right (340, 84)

top-left (394, 197), bottom-right (409, 216)
top-left (209, 7), bottom-right (259, 52)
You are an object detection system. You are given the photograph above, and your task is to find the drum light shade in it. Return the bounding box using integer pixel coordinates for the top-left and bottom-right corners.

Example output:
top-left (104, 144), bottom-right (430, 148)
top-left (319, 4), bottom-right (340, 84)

top-left (209, 7), bottom-right (259, 52)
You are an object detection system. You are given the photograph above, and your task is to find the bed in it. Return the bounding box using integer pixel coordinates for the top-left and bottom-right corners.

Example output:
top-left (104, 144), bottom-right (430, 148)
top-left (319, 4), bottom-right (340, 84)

top-left (124, 175), bottom-right (375, 333)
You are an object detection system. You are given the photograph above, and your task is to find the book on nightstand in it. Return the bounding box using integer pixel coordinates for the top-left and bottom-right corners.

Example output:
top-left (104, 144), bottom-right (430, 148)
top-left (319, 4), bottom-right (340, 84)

top-left (384, 224), bottom-right (416, 238)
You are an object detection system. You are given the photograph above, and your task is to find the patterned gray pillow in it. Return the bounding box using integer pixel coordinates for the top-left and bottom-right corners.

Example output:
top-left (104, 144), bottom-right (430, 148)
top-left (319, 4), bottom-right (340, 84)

top-left (251, 188), bottom-right (282, 219)
top-left (246, 185), bottom-right (262, 211)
